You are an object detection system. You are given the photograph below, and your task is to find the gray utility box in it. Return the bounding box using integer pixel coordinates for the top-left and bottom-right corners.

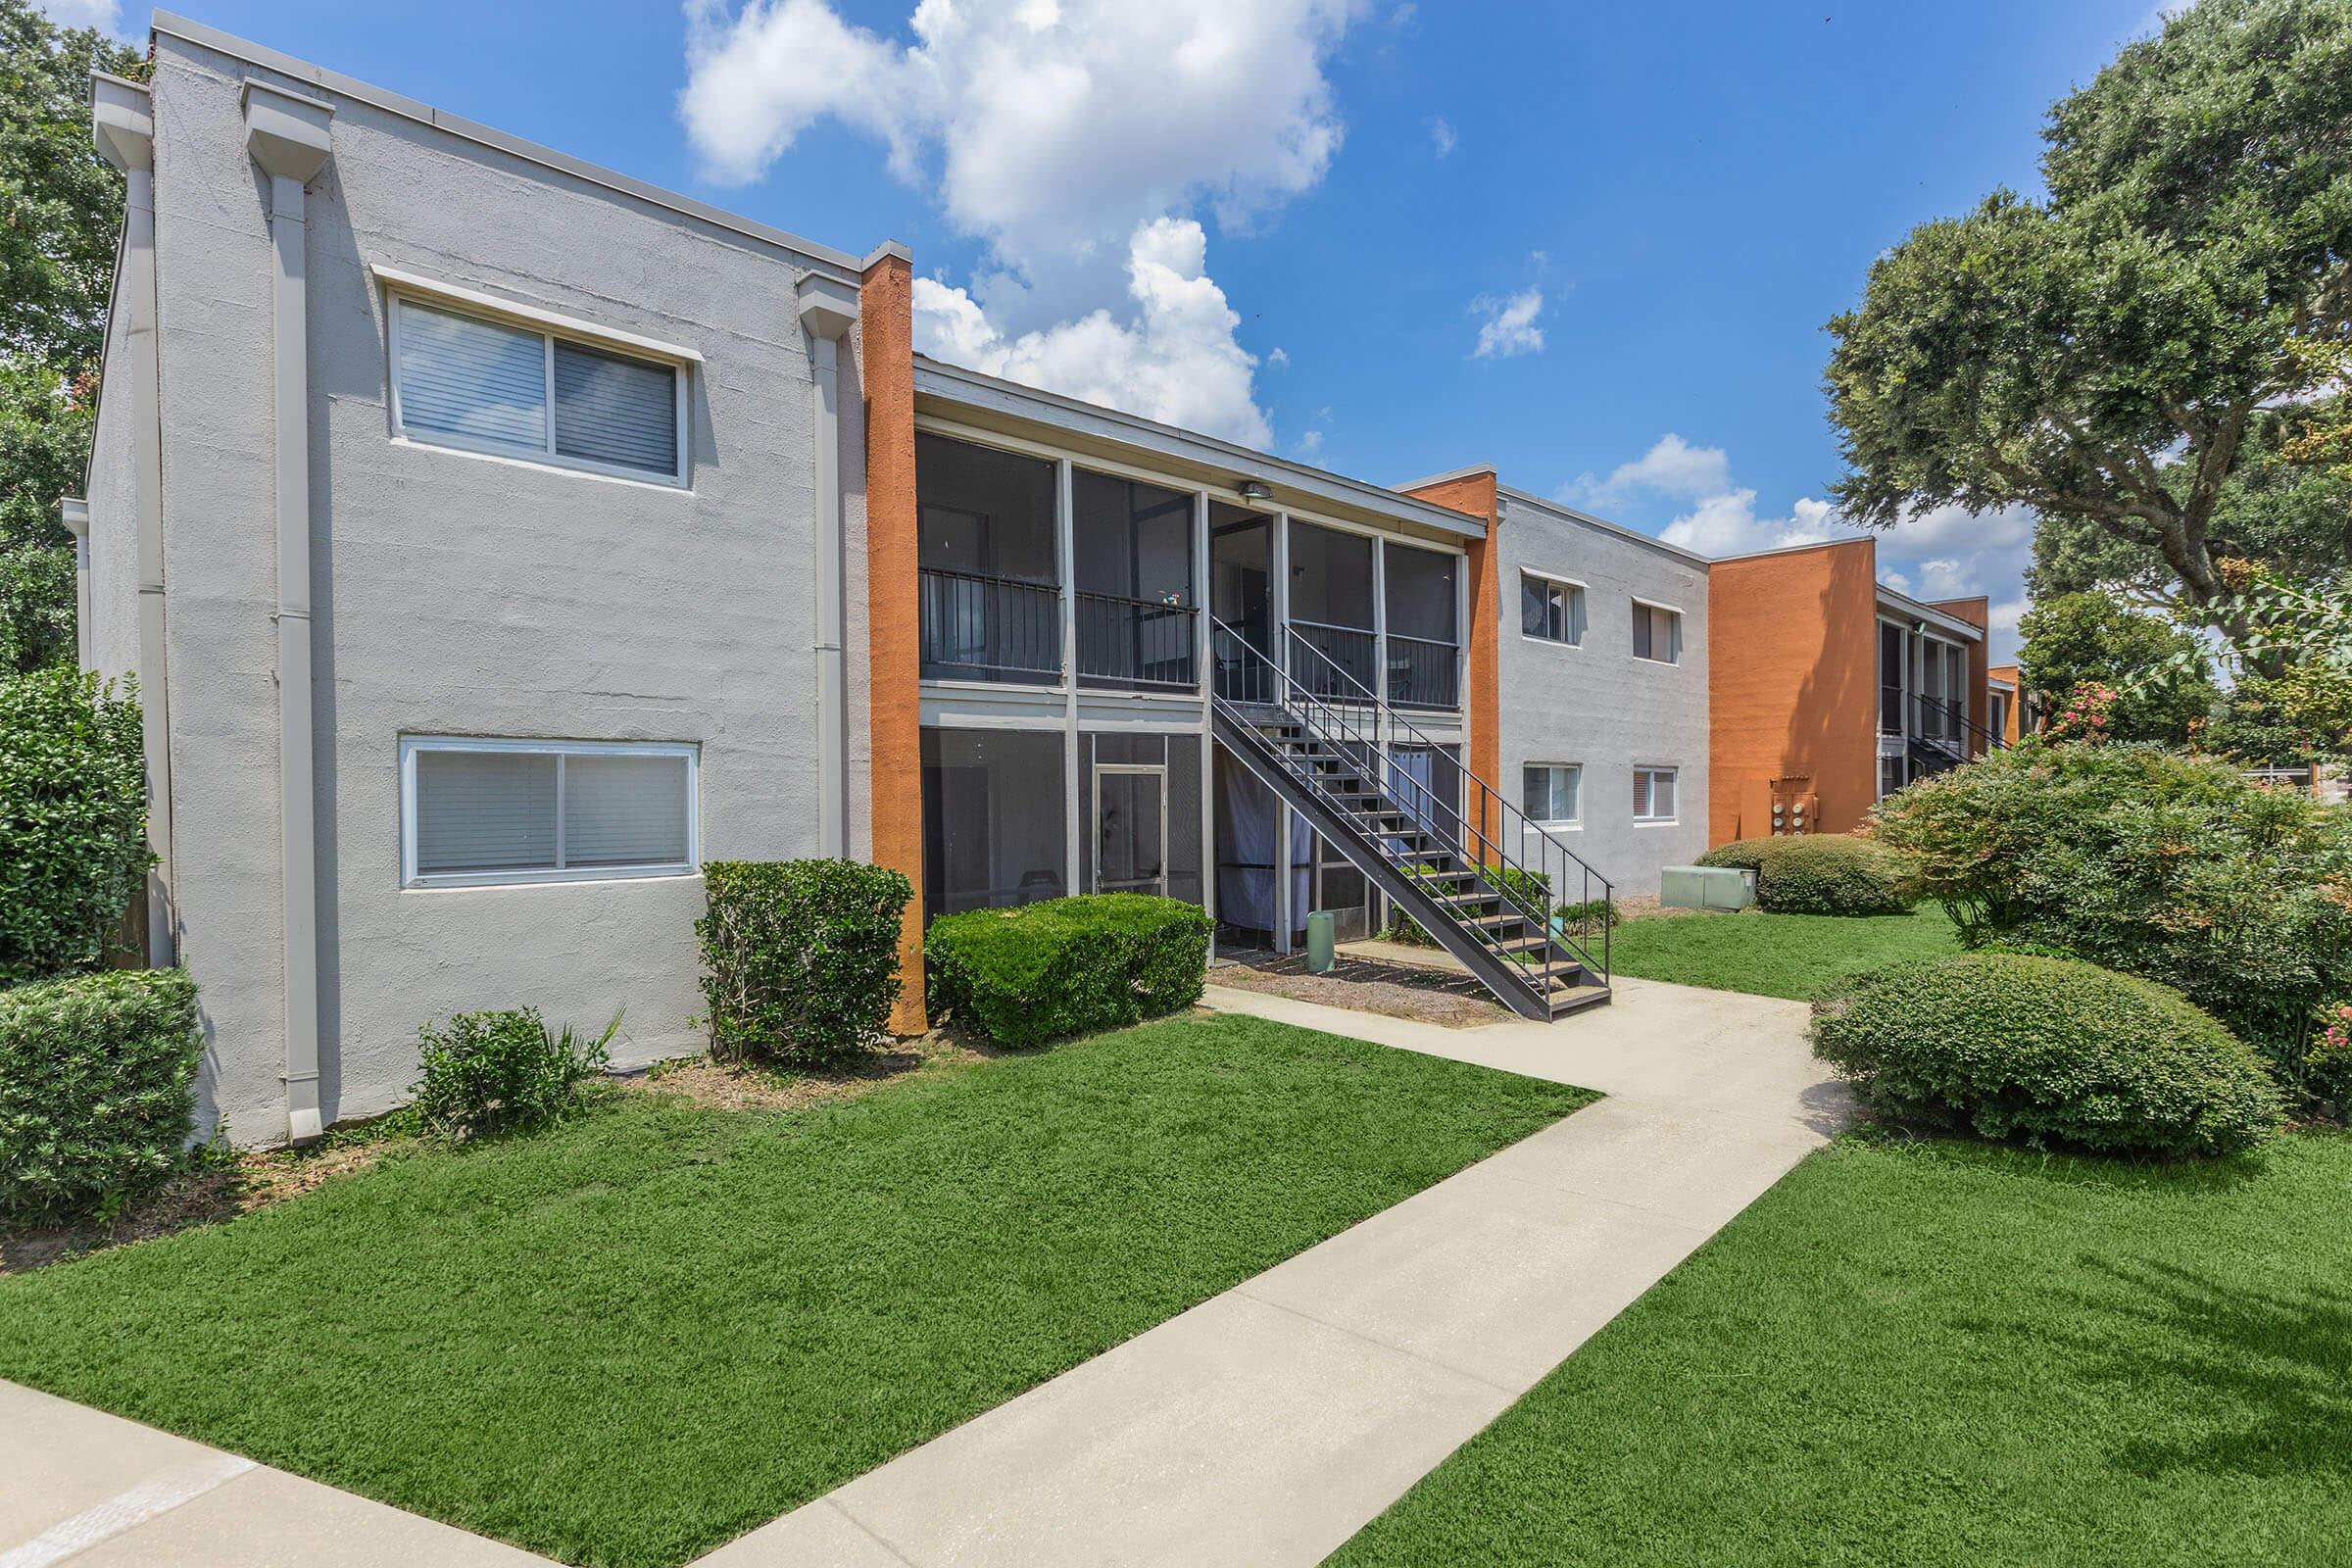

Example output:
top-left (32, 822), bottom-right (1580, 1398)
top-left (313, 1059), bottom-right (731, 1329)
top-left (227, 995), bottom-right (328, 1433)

top-left (1660, 865), bottom-right (1756, 911)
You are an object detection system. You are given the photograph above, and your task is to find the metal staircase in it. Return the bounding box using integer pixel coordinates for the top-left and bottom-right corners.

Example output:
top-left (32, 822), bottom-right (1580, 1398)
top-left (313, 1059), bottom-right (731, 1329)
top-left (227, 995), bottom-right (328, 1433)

top-left (1209, 618), bottom-right (1612, 1021)
top-left (1906, 693), bottom-right (2005, 779)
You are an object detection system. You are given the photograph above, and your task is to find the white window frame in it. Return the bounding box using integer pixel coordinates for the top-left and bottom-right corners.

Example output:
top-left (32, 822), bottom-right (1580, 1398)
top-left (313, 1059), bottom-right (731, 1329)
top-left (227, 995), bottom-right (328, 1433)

top-left (1633, 764), bottom-right (1680, 824)
top-left (1518, 568), bottom-right (1587, 648)
top-left (383, 283), bottom-right (694, 489)
top-left (1522, 761), bottom-right (1583, 828)
top-left (400, 735), bottom-right (701, 889)
top-left (1632, 598), bottom-right (1684, 665)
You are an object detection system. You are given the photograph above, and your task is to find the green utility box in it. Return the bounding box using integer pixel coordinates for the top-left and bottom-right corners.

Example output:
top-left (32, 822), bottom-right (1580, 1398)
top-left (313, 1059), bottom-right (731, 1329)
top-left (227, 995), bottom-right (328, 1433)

top-left (1660, 865), bottom-right (1756, 911)
top-left (1305, 909), bottom-right (1337, 972)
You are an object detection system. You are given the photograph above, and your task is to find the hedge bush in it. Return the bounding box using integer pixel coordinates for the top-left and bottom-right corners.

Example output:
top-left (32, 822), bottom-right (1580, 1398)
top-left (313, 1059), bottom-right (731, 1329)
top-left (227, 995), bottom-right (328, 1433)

top-left (0, 968), bottom-right (203, 1221)
top-left (1, 666), bottom-right (152, 982)
top-left (1813, 954), bottom-right (2283, 1158)
top-left (1751, 836), bottom-right (1915, 915)
top-left (1695, 838), bottom-right (1772, 872)
top-left (926, 894), bottom-right (1212, 1048)
top-left (698, 859), bottom-right (912, 1068)
top-left (411, 1007), bottom-right (614, 1140)
top-left (1871, 740), bottom-right (2352, 1104)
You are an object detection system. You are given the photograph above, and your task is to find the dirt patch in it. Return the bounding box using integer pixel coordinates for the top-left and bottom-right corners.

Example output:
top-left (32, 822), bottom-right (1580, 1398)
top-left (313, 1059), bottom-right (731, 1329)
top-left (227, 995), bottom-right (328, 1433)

top-left (621, 1034), bottom-right (990, 1113)
top-left (1209, 955), bottom-right (1511, 1029)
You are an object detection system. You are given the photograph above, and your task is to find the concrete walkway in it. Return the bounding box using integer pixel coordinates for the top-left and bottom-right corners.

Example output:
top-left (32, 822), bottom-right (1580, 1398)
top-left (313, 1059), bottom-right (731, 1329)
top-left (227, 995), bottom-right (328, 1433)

top-left (705, 975), bottom-right (1848, 1567)
top-left (0, 976), bottom-right (1843, 1568)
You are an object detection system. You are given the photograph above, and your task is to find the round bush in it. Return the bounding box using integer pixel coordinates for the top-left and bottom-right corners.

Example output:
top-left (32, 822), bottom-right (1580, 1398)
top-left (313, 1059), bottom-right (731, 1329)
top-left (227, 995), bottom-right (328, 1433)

top-left (1695, 838), bottom-right (1772, 871)
top-left (1752, 836), bottom-right (1913, 915)
top-left (1812, 954), bottom-right (2284, 1158)
top-left (926, 894), bottom-right (1211, 1048)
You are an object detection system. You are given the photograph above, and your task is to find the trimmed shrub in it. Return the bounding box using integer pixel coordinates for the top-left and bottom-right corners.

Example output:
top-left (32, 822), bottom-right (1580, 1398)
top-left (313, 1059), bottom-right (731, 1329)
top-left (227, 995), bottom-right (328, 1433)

top-left (1, 666), bottom-right (151, 982)
top-left (926, 894), bottom-right (1212, 1048)
top-left (1696, 838), bottom-right (1772, 871)
top-left (411, 1006), bottom-right (614, 1139)
top-left (1813, 954), bottom-right (2283, 1158)
top-left (1871, 740), bottom-right (2352, 1104)
top-left (698, 859), bottom-right (912, 1067)
top-left (0, 968), bottom-right (202, 1221)
top-left (1751, 836), bottom-right (1915, 915)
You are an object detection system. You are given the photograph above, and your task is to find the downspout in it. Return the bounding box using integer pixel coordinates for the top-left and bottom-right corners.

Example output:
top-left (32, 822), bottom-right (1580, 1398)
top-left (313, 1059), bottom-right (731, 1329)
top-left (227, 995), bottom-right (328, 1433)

top-left (59, 499), bottom-right (90, 668)
top-left (91, 75), bottom-right (173, 966)
top-left (243, 83), bottom-right (334, 1146)
top-left (796, 275), bottom-right (858, 859)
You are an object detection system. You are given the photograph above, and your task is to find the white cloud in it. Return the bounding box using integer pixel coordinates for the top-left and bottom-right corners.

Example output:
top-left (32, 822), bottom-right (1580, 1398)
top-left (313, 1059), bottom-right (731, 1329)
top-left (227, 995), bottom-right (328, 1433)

top-left (682, 0), bottom-right (1367, 448)
top-left (1430, 117), bottom-right (1456, 158)
top-left (1266, 347), bottom-right (1290, 368)
top-left (1565, 433), bottom-right (1732, 508)
top-left (1298, 428), bottom-right (1324, 457)
top-left (35, 0), bottom-right (122, 30)
top-left (1471, 287), bottom-right (1544, 359)
top-left (913, 217), bottom-right (1272, 446)
top-left (1659, 489), bottom-right (1843, 557)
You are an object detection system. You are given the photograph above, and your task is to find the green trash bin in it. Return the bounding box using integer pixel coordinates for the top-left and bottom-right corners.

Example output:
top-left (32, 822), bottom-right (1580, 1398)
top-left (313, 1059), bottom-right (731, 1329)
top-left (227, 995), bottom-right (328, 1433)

top-left (1305, 909), bottom-right (1336, 974)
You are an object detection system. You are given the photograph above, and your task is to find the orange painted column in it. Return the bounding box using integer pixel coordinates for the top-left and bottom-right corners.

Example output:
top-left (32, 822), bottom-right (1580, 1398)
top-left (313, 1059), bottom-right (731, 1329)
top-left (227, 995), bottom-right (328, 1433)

top-left (1402, 469), bottom-right (1500, 863)
top-left (861, 251), bottom-right (926, 1033)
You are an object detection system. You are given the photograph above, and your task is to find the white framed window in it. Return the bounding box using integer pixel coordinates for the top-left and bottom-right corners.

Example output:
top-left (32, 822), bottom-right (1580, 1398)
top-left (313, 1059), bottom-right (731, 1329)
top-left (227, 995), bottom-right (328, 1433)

top-left (1633, 765), bottom-right (1679, 823)
top-left (1519, 570), bottom-right (1586, 645)
top-left (1633, 600), bottom-right (1683, 664)
top-left (401, 737), bottom-right (699, 888)
top-left (388, 296), bottom-right (689, 485)
top-left (1522, 763), bottom-right (1582, 825)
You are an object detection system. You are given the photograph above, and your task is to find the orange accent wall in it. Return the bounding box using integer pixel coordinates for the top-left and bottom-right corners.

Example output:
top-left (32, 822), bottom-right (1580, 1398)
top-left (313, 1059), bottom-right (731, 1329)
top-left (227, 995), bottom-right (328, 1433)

top-left (1930, 596), bottom-right (1991, 758)
top-left (861, 252), bottom-right (925, 1034)
top-left (1988, 662), bottom-right (2023, 743)
top-left (1706, 539), bottom-right (1881, 842)
top-left (1401, 471), bottom-right (1501, 859)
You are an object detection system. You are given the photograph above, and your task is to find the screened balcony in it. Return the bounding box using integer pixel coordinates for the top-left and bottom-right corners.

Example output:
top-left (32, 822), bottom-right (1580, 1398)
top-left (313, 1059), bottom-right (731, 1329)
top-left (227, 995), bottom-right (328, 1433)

top-left (1286, 520), bottom-right (1377, 699)
top-left (1075, 467), bottom-right (1200, 691)
top-left (1384, 542), bottom-right (1459, 710)
top-left (917, 432), bottom-right (1060, 684)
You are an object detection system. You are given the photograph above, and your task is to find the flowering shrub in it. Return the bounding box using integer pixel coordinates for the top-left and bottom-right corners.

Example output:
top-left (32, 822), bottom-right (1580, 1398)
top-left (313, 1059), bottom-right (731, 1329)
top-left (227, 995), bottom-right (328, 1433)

top-left (2046, 680), bottom-right (2118, 741)
top-left (2308, 1003), bottom-right (2352, 1120)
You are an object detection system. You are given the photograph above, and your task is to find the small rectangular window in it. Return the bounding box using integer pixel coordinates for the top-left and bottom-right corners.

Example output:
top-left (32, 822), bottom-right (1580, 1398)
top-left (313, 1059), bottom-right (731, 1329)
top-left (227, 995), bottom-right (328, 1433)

top-left (1521, 763), bottom-right (1582, 824)
top-left (1633, 765), bottom-right (1679, 822)
top-left (1633, 602), bottom-right (1683, 664)
top-left (1519, 571), bottom-right (1584, 645)
top-left (404, 738), bottom-right (698, 886)
top-left (393, 297), bottom-right (685, 483)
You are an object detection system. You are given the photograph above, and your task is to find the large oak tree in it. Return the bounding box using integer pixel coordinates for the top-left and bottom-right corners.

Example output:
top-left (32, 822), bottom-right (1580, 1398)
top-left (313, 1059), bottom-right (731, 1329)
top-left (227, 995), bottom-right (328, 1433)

top-left (1827, 0), bottom-right (2352, 639)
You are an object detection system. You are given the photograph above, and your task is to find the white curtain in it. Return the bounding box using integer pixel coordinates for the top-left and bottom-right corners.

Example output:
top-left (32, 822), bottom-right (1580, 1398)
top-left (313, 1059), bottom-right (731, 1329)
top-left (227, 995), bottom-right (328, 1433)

top-left (1215, 760), bottom-right (1312, 933)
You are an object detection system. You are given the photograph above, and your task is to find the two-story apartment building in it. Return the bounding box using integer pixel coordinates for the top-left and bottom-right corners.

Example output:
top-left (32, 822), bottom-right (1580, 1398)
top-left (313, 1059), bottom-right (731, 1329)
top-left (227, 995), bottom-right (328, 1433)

top-left (67, 17), bottom-right (1997, 1144)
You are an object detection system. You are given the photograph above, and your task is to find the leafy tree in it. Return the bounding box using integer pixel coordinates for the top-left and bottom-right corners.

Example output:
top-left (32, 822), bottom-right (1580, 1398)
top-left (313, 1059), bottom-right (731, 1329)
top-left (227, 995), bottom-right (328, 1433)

top-left (1828, 0), bottom-right (2352, 640)
top-left (2017, 590), bottom-right (2218, 746)
top-left (0, 0), bottom-right (141, 673)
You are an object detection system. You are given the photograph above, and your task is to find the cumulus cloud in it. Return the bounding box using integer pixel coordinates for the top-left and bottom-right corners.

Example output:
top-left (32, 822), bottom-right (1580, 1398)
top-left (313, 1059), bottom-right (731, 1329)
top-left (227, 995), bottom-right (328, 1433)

top-left (681, 0), bottom-right (1366, 447)
top-left (1659, 490), bottom-right (1844, 557)
top-left (1430, 117), bottom-right (1456, 158)
top-left (35, 0), bottom-right (122, 30)
top-left (1472, 288), bottom-right (1544, 359)
top-left (1565, 433), bottom-right (1732, 508)
top-left (912, 217), bottom-right (1272, 446)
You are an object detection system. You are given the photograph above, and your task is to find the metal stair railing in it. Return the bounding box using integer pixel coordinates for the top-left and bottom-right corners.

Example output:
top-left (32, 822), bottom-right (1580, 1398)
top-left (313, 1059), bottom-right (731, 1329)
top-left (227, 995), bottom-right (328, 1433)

top-left (1913, 692), bottom-right (2007, 756)
top-left (1210, 617), bottom-right (1611, 1005)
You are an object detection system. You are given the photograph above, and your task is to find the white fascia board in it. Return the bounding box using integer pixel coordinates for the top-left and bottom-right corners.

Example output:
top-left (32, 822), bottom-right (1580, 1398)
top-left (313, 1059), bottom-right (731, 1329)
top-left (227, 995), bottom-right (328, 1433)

top-left (1877, 586), bottom-right (1984, 642)
top-left (152, 12), bottom-right (867, 283)
top-left (372, 265), bottom-right (705, 364)
top-left (912, 356), bottom-right (1486, 542)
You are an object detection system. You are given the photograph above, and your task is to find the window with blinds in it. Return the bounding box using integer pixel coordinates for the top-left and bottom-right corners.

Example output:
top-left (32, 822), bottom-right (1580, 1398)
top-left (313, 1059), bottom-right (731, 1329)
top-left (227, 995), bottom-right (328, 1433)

top-left (1519, 572), bottom-right (1585, 645)
top-left (392, 299), bottom-right (684, 481)
top-left (1632, 602), bottom-right (1683, 663)
top-left (1522, 763), bottom-right (1581, 824)
top-left (404, 738), bottom-right (697, 885)
top-left (1633, 765), bottom-right (1679, 822)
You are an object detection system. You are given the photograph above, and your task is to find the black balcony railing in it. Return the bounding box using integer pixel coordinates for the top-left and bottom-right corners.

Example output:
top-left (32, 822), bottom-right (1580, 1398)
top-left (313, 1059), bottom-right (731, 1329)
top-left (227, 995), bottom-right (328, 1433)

top-left (1387, 632), bottom-right (1460, 710)
top-left (919, 567), bottom-right (1061, 683)
top-left (1076, 591), bottom-right (1200, 690)
top-left (1289, 618), bottom-right (1378, 700)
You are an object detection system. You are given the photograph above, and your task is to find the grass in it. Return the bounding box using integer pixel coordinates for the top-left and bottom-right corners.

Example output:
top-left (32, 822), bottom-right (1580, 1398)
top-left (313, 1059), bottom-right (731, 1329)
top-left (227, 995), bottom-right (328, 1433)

top-left (0, 1013), bottom-right (1591, 1568)
top-left (1607, 905), bottom-right (1961, 1000)
top-left (1332, 1130), bottom-right (2352, 1567)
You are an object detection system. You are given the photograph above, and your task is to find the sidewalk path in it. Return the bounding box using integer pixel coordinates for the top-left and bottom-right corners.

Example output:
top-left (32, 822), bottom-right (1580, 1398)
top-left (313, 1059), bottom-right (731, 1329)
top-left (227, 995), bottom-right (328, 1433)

top-left (703, 975), bottom-right (1848, 1567)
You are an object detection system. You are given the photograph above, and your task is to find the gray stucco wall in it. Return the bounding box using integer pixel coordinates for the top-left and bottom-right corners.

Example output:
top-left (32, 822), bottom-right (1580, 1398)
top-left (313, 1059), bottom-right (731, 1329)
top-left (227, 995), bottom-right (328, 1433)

top-left (1494, 491), bottom-right (1709, 900)
top-left (147, 34), bottom-right (862, 1141)
top-left (82, 258), bottom-right (140, 687)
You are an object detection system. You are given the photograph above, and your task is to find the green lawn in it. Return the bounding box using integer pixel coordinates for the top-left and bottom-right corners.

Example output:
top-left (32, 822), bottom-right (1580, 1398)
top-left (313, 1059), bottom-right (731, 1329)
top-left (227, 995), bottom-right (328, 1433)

top-left (1607, 906), bottom-right (1961, 1000)
top-left (0, 1014), bottom-right (1590, 1568)
top-left (1333, 1130), bottom-right (2352, 1567)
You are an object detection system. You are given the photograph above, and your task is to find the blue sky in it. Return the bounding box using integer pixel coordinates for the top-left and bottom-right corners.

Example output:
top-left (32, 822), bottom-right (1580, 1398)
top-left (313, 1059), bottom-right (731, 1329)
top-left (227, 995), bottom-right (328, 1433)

top-left (77, 2), bottom-right (2172, 656)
